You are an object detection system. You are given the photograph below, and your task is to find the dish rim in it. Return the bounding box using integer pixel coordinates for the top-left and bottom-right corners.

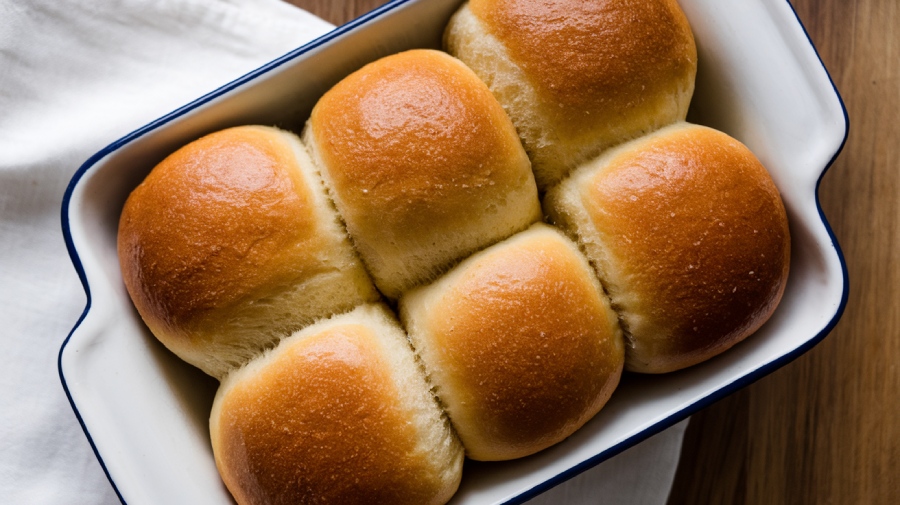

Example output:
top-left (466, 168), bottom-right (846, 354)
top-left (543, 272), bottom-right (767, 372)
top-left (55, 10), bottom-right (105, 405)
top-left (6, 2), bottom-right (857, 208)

top-left (57, 0), bottom-right (850, 503)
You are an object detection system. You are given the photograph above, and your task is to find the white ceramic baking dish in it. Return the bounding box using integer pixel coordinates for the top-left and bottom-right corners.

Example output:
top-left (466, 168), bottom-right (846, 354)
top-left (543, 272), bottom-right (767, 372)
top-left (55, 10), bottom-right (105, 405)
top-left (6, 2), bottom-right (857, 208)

top-left (59, 0), bottom-right (848, 503)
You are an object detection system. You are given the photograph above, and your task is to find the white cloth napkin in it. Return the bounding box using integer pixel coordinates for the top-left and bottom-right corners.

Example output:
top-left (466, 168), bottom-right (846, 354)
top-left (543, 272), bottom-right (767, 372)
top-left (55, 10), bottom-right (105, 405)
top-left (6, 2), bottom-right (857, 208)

top-left (0, 0), bottom-right (687, 503)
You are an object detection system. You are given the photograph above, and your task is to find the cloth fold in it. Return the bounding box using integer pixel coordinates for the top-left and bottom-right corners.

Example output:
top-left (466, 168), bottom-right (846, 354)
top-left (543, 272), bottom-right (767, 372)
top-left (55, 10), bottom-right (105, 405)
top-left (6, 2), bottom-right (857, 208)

top-left (0, 0), bottom-right (686, 503)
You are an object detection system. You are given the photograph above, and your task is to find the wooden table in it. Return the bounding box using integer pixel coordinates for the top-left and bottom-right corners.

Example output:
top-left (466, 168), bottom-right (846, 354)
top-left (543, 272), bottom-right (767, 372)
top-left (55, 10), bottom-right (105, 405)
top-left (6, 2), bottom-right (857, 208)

top-left (287, 1), bottom-right (899, 503)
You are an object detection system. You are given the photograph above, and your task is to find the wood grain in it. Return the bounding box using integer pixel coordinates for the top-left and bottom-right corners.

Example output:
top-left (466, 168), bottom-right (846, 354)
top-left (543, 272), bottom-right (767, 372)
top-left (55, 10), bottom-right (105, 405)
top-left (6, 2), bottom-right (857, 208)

top-left (286, 1), bottom-right (900, 503)
top-left (286, 0), bottom-right (387, 25)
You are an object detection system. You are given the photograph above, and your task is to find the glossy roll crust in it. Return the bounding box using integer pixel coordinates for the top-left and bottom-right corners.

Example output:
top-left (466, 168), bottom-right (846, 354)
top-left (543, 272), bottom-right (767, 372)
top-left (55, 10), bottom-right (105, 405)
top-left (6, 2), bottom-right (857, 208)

top-left (446, 0), bottom-right (697, 189)
top-left (400, 224), bottom-right (624, 460)
top-left (545, 123), bottom-right (791, 373)
top-left (304, 49), bottom-right (541, 299)
top-left (117, 126), bottom-right (378, 379)
top-left (210, 304), bottom-right (464, 505)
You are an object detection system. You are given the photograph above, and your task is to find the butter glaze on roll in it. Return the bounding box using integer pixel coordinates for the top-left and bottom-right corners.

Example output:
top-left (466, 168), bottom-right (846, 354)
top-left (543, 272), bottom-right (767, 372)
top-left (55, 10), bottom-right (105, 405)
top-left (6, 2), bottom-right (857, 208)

top-left (210, 304), bottom-right (464, 505)
top-left (445, 0), bottom-right (697, 190)
top-left (400, 224), bottom-right (624, 461)
top-left (117, 126), bottom-right (379, 379)
top-left (303, 49), bottom-right (541, 299)
top-left (544, 123), bottom-right (791, 373)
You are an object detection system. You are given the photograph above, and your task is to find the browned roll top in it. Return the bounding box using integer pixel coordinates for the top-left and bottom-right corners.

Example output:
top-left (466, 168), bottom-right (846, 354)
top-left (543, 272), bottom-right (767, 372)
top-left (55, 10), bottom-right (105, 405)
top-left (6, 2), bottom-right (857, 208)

top-left (400, 224), bottom-right (624, 460)
top-left (210, 305), bottom-right (464, 505)
top-left (118, 125), bottom-right (377, 378)
top-left (446, 0), bottom-right (697, 189)
top-left (119, 127), bottom-right (310, 329)
top-left (309, 50), bottom-right (529, 213)
top-left (469, 0), bottom-right (696, 132)
top-left (305, 49), bottom-right (540, 298)
top-left (545, 123), bottom-right (791, 373)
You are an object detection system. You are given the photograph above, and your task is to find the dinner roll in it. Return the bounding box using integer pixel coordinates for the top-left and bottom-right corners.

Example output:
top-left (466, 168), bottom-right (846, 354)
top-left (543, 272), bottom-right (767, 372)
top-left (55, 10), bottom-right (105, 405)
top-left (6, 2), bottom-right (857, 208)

top-left (544, 123), bottom-right (791, 373)
top-left (117, 126), bottom-right (379, 379)
top-left (210, 304), bottom-right (464, 505)
top-left (400, 224), bottom-right (624, 461)
top-left (445, 0), bottom-right (697, 190)
top-left (303, 49), bottom-right (541, 299)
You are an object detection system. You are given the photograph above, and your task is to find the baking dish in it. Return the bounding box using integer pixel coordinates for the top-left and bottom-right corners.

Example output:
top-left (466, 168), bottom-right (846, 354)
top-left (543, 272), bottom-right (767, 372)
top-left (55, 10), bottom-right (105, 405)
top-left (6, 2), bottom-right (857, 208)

top-left (59, 0), bottom-right (848, 503)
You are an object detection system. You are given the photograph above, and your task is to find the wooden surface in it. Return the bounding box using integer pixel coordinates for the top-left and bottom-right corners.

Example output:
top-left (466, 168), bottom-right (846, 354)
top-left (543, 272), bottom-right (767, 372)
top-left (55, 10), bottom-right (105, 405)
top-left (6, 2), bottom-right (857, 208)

top-left (286, 1), bottom-right (899, 503)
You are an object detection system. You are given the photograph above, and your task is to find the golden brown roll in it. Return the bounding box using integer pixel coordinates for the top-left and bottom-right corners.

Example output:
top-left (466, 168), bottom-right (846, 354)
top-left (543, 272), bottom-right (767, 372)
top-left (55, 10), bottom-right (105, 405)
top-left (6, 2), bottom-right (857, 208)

top-left (544, 123), bottom-right (791, 373)
top-left (210, 304), bottom-right (464, 505)
top-left (400, 224), bottom-right (624, 461)
top-left (117, 125), bottom-right (379, 379)
top-left (303, 49), bottom-right (541, 299)
top-left (445, 0), bottom-right (697, 190)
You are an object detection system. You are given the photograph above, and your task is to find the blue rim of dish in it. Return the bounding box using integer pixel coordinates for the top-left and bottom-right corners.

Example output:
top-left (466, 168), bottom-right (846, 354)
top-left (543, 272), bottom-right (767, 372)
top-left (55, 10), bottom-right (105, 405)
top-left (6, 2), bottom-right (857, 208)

top-left (57, 0), bottom-right (849, 503)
